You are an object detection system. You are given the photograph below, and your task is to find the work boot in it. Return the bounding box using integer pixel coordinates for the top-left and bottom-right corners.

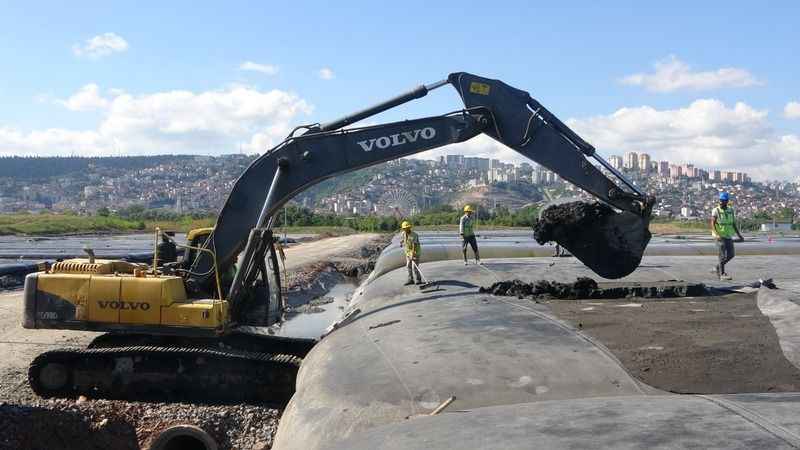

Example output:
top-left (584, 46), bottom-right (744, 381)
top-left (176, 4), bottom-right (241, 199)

top-left (476, 259), bottom-right (481, 265)
top-left (404, 279), bottom-right (414, 286)
top-left (464, 260), bottom-right (468, 266)
top-left (720, 273), bottom-right (733, 281)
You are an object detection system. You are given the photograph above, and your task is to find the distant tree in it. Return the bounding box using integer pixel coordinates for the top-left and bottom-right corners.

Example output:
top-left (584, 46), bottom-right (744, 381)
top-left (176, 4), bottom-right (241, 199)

top-left (777, 207), bottom-right (796, 221)
top-left (751, 211), bottom-right (772, 221)
top-left (96, 207), bottom-right (110, 217)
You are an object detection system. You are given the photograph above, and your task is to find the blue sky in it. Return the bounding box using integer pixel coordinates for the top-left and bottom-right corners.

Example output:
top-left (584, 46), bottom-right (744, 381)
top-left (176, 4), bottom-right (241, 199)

top-left (1, 1), bottom-right (799, 180)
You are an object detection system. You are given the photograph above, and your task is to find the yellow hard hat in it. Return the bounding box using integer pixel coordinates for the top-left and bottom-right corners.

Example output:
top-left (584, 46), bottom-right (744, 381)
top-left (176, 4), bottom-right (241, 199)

top-left (401, 221), bottom-right (412, 230)
top-left (463, 205), bottom-right (474, 212)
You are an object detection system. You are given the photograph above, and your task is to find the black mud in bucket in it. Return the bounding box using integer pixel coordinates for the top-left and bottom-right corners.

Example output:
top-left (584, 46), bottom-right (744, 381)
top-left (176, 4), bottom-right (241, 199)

top-left (147, 425), bottom-right (218, 450)
top-left (534, 201), bottom-right (651, 279)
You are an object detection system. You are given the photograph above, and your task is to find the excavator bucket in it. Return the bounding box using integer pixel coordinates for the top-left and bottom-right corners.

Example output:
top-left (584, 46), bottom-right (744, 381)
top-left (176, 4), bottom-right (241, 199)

top-left (533, 201), bottom-right (651, 279)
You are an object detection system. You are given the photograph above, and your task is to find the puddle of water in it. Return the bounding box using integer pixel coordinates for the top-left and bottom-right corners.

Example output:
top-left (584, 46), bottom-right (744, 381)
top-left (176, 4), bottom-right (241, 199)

top-left (274, 281), bottom-right (357, 339)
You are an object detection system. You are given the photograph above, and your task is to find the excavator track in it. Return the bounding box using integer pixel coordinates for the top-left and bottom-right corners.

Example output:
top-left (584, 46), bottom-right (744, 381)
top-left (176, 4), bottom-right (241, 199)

top-left (87, 331), bottom-right (317, 358)
top-left (28, 345), bottom-right (301, 405)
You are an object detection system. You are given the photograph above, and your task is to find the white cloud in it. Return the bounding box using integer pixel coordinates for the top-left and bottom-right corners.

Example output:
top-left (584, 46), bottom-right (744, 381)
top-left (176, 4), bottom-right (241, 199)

top-left (72, 33), bottom-right (129, 59)
top-left (239, 61), bottom-right (279, 75)
top-left (410, 134), bottom-right (525, 167)
top-left (107, 88), bottom-right (126, 97)
top-left (58, 83), bottom-right (110, 111)
top-left (0, 85), bottom-right (313, 156)
top-left (785, 101), bottom-right (800, 119)
top-left (567, 99), bottom-right (800, 181)
top-left (318, 67), bottom-right (335, 80)
top-left (0, 127), bottom-right (106, 156)
top-left (621, 56), bottom-right (762, 92)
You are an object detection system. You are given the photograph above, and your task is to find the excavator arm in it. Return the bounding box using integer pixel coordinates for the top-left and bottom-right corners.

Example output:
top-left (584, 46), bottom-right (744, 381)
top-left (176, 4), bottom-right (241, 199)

top-left (191, 72), bottom-right (653, 304)
top-left (449, 72), bottom-right (649, 212)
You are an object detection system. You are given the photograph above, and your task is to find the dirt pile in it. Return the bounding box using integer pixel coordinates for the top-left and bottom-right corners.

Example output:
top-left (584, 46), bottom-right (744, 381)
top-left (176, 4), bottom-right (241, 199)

top-left (0, 398), bottom-right (281, 450)
top-left (480, 278), bottom-right (708, 300)
top-left (533, 201), bottom-right (651, 279)
top-left (550, 292), bottom-right (800, 394)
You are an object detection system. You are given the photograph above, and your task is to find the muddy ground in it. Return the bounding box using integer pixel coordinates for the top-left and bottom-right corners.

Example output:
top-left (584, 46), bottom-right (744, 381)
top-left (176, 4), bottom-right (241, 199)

top-left (548, 292), bottom-right (800, 394)
top-left (481, 278), bottom-right (708, 300)
top-left (283, 234), bottom-right (391, 306)
top-left (0, 233), bottom-right (390, 450)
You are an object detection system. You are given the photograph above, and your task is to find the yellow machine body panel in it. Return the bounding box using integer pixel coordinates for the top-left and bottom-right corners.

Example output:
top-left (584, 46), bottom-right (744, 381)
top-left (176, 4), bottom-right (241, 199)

top-left (88, 276), bottom-right (122, 323)
top-left (186, 227), bottom-right (214, 243)
top-left (120, 277), bottom-right (176, 324)
top-left (161, 301), bottom-right (227, 328)
top-left (37, 274), bottom-right (92, 319)
top-left (26, 269), bottom-right (227, 331)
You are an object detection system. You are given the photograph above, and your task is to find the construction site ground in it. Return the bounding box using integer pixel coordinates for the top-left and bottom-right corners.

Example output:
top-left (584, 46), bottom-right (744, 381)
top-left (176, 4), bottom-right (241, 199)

top-left (2, 230), bottom-right (799, 449)
top-left (0, 233), bottom-right (387, 450)
top-left (548, 292), bottom-right (800, 394)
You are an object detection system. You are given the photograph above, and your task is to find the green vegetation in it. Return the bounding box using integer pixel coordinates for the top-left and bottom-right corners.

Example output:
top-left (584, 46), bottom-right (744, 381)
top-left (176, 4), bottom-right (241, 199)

top-left (272, 204), bottom-right (541, 232)
top-left (409, 204), bottom-right (540, 228)
top-left (6, 203), bottom-right (792, 236)
top-left (649, 214), bottom-right (799, 234)
top-left (648, 220), bottom-right (708, 235)
top-left (0, 201), bottom-right (544, 236)
top-left (0, 205), bottom-right (216, 236)
top-left (0, 213), bottom-right (146, 235)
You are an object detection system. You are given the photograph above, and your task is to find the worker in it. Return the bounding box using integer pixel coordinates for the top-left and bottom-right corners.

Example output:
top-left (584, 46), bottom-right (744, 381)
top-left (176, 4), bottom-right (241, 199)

top-left (711, 192), bottom-right (744, 280)
top-left (460, 205), bottom-right (481, 265)
top-left (400, 221), bottom-right (422, 285)
top-left (157, 231), bottom-right (178, 265)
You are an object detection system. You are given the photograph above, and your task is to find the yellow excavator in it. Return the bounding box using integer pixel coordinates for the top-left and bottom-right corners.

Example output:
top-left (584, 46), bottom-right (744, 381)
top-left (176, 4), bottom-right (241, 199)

top-left (22, 72), bottom-right (654, 403)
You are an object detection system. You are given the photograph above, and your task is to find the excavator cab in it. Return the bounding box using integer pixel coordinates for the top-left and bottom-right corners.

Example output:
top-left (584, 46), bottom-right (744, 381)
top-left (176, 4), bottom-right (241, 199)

top-left (182, 227), bottom-right (214, 270)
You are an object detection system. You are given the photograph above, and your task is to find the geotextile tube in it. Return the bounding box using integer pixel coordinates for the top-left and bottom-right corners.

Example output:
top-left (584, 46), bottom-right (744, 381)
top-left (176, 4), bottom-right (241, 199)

top-left (533, 201), bottom-right (651, 279)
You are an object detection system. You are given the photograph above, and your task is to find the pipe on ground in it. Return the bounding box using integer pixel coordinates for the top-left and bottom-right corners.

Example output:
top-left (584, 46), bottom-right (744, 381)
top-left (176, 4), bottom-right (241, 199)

top-left (147, 425), bottom-right (218, 450)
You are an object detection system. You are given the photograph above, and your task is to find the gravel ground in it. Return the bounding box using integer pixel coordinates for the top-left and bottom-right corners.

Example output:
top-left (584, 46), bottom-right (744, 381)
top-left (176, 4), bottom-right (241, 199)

top-left (0, 398), bottom-right (280, 450)
top-left (549, 292), bottom-right (800, 394)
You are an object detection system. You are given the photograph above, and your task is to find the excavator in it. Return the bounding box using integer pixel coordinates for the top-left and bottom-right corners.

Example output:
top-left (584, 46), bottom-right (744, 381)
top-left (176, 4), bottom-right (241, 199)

top-left (21, 72), bottom-right (654, 403)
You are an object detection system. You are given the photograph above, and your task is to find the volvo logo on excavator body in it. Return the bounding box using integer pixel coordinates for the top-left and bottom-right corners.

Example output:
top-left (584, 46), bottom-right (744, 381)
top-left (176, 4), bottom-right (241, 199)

top-left (98, 300), bottom-right (151, 311)
top-left (356, 127), bottom-right (436, 152)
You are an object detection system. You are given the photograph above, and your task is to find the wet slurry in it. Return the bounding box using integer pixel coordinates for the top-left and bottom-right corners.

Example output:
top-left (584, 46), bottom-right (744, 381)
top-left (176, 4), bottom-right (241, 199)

top-left (480, 278), bottom-right (709, 300)
top-left (533, 201), bottom-right (651, 279)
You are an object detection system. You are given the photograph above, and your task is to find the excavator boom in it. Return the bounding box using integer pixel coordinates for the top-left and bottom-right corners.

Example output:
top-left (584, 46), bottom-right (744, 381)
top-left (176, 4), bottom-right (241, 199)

top-left (191, 72), bottom-right (653, 297)
top-left (22, 71), bottom-right (654, 405)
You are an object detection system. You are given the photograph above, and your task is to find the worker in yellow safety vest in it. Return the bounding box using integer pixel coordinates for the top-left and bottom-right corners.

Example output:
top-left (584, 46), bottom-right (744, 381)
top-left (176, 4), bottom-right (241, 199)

top-left (400, 221), bottom-right (422, 285)
top-left (710, 191), bottom-right (744, 280)
top-left (459, 205), bottom-right (481, 265)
